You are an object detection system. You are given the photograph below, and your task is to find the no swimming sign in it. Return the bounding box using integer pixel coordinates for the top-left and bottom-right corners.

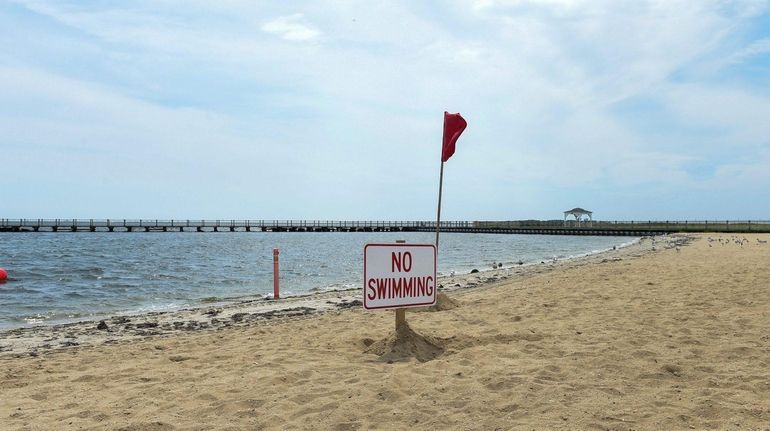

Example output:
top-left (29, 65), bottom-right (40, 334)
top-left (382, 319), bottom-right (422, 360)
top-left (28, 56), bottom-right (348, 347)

top-left (363, 244), bottom-right (437, 310)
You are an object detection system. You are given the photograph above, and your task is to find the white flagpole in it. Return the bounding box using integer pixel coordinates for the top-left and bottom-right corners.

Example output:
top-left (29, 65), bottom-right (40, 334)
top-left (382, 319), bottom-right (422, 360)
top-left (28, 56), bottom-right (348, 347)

top-left (435, 160), bottom-right (445, 249)
top-left (436, 112), bottom-right (447, 250)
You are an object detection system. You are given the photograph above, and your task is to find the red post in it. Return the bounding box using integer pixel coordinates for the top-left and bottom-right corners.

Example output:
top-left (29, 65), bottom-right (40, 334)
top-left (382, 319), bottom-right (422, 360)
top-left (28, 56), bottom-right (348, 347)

top-left (273, 248), bottom-right (280, 299)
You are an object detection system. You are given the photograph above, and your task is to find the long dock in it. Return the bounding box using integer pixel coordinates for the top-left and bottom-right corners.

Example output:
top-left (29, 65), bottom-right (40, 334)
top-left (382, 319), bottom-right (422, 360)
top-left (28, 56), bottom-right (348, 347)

top-left (0, 219), bottom-right (469, 233)
top-left (2, 219), bottom-right (767, 236)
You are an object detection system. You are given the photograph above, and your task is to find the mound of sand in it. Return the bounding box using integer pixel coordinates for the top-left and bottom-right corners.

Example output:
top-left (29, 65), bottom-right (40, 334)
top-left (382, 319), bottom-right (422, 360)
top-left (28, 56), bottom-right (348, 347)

top-left (416, 292), bottom-right (459, 312)
top-left (364, 322), bottom-right (445, 363)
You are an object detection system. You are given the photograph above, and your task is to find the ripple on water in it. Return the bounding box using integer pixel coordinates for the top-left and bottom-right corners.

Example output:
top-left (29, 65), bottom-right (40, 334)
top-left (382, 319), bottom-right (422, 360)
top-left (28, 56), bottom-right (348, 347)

top-left (0, 232), bottom-right (638, 328)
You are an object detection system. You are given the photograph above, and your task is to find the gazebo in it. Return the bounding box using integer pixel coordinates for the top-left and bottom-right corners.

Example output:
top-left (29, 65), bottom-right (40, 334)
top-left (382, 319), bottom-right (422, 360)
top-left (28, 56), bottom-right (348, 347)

top-left (563, 207), bottom-right (593, 227)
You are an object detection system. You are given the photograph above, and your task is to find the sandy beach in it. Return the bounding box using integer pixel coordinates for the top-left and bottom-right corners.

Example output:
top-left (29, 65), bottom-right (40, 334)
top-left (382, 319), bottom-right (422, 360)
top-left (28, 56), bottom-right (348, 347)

top-left (2, 233), bottom-right (769, 430)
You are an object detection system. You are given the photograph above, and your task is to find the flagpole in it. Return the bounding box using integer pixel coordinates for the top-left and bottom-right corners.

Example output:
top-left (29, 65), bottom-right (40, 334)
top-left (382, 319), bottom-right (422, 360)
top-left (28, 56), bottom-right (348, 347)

top-left (436, 111), bottom-right (448, 250)
top-left (435, 160), bottom-right (445, 249)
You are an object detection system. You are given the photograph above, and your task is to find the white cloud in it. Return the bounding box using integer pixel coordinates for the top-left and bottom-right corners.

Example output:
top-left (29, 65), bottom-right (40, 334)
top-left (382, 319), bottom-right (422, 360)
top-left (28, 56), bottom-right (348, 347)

top-left (664, 83), bottom-right (770, 146)
top-left (4, 0), bottom-right (770, 218)
top-left (261, 14), bottom-right (320, 41)
top-left (473, 0), bottom-right (582, 12)
top-left (712, 148), bottom-right (770, 186)
top-left (726, 37), bottom-right (770, 65)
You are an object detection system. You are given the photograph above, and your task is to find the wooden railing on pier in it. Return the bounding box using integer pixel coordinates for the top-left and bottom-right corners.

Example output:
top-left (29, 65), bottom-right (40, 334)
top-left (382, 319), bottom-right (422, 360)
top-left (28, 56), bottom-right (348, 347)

top-left (474, 220), bottom-right (770, 233)
top-left (1, 219), bottom-right (769, 235)
top-left (0, 219), bottom-right (470, 233)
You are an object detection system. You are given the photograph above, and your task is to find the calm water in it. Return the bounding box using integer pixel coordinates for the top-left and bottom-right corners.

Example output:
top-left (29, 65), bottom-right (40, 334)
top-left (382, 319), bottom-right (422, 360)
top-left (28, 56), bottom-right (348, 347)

top-left (0, 232), bottom-right (636, 328)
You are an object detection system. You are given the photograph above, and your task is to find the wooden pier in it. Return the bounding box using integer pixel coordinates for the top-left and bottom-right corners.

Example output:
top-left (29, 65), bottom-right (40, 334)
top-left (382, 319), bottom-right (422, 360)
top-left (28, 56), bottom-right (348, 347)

top-left (0, 219), bottom-right (470, 234)
top-left (3, 219), bottom-right (766, 236)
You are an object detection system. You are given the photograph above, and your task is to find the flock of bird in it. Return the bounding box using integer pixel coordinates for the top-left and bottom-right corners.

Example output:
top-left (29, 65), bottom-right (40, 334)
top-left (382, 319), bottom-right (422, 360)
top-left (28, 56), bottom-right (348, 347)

top-left (650, 236), bottom-right (689, 252)
top-left (646, 234), bottom-right (767, 253)
top-left (706, 236), bottom-right (768, 248)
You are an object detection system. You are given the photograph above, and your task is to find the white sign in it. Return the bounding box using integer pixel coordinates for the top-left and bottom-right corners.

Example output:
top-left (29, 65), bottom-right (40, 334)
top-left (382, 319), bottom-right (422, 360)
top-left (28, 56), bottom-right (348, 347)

top-left (363, 243), bottom-right (437, 310)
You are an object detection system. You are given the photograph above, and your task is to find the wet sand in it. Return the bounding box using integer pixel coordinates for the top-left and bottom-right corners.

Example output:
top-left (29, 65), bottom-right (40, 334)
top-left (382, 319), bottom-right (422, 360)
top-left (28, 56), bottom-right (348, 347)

top-left (2, 233), bottom-right (769, 430)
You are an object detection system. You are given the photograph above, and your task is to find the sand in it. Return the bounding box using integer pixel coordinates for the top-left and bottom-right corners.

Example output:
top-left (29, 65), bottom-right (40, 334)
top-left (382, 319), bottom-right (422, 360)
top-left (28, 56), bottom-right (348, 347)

top-left (2, 233), bottom-right (770, 430)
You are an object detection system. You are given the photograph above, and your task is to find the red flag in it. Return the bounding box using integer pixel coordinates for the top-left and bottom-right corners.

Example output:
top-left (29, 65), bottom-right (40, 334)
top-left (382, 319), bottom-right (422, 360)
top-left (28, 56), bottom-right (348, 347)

top-left (441, 111), bottom-right (467, 162)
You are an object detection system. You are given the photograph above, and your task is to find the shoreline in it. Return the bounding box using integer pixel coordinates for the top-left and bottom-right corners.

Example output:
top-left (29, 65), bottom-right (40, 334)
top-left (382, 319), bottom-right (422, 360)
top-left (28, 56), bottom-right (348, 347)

top-left (0, 235), bottom-right (639, 330)
top-left (0, 235), bottom-right (666, 357)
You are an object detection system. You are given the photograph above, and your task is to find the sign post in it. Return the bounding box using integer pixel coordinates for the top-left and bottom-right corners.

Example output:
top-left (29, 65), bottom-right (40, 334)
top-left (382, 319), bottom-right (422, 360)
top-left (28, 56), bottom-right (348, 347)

top-left (273, 248), bottom-right (280, 299)
top-left (395, 308), bottom-right (406, 330)
top-left (363, 243), bottom-right (437, 329)
top-left (394, 240), bottom-right (407, 329)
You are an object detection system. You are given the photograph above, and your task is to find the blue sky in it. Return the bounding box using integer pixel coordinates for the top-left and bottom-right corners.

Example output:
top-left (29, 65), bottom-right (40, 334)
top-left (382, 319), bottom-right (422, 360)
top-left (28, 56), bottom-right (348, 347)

top-left (2, 0), bottom-right (770, 221)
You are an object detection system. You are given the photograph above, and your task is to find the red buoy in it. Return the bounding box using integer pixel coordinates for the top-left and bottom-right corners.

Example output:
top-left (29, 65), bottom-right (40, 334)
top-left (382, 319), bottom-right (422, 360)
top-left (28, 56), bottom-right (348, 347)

top-left (0, 268), bottom-right (7, 282)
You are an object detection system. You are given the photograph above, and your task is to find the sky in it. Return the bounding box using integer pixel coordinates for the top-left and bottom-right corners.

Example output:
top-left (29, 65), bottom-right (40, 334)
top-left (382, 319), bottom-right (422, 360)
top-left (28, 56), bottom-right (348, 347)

top-left (2, 0), bottom-right (770, 221)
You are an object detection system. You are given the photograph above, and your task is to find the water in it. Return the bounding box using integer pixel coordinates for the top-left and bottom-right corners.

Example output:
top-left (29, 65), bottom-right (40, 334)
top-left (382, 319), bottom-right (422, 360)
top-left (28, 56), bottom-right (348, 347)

top-left (0, 232), bottom-right (636, 328)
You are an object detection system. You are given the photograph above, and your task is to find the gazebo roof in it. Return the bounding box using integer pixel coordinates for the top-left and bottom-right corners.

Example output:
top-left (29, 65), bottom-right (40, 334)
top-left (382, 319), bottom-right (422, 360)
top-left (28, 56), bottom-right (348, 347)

top-left (564, 207), bottom-right (592, 215)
